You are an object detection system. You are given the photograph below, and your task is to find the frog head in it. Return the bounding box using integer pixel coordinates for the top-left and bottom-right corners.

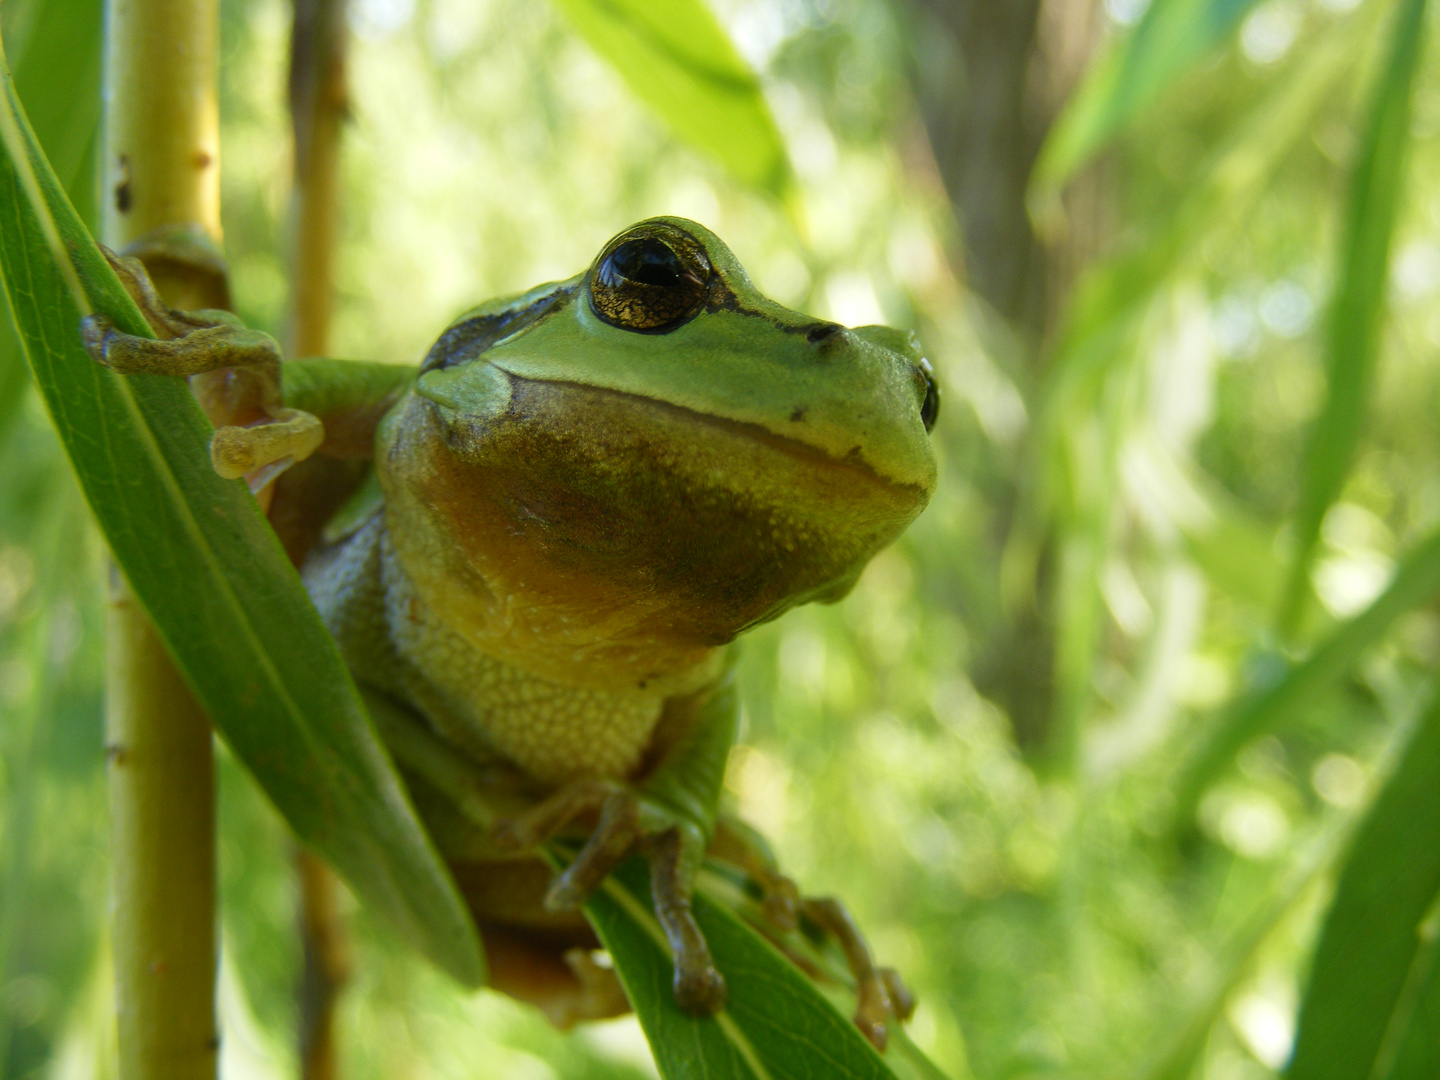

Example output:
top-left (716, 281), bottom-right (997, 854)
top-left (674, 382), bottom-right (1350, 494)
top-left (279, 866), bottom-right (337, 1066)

top-left (380, 217), bottom-right (938, 684)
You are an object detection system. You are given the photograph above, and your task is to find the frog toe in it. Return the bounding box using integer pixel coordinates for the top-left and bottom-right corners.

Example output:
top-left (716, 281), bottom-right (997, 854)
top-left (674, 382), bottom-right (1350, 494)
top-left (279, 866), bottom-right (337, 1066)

top-left (674, 956), bottom-right (727, 1014)
top-left (492, 778), bottom-right (620, 853)
top-left (801, 896), bottom-right (909, 1051)
top-left (646, 824), bottom-right (726, 1015)
top-left (880, 966), bottom-right (915, 1021)
top-left (82, 316), bottom-right (280, 377)
top-left (211, 408), bottom-right (325, 490)
top-left (542, 792), bottom-right (641, 911)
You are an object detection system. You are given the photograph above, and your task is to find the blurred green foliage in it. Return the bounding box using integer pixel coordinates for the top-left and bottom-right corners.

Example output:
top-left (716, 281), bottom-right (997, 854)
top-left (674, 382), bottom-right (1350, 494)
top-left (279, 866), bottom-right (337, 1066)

top-left (4, 0), bottom-right (1440, 1078)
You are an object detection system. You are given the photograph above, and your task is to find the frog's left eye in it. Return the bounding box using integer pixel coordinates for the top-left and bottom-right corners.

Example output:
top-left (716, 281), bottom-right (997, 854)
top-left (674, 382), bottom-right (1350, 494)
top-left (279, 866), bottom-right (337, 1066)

top-left (590, 224), bottom-right (711, 333)
top-left (918, 358), bottom-right (940, 433)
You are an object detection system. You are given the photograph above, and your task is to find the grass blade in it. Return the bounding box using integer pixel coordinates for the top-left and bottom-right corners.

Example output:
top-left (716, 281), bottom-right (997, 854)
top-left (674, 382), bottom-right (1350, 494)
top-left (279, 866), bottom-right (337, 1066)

top-left (1172, 523), bottom-right (1440, 828)
top-left (1286, 690), bottom-right (1440, 1080)
top-left (547, 0), bottom-right (793, 199)
top-left (0, 45), bottom-right (484, 988)
top-left (1278, 0), bottom-right (1428, 634)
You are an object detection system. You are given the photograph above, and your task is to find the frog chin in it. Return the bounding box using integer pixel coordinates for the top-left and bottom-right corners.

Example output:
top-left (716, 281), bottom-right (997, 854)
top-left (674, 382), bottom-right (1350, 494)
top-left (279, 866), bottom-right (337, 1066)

top-left (377, 374), bottom-right (928, 688)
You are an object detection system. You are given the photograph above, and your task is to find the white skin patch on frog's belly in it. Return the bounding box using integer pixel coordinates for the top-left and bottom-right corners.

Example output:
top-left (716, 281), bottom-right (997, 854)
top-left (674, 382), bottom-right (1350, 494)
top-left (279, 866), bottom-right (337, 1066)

top-left (379, 532), bottom-right (664, 786)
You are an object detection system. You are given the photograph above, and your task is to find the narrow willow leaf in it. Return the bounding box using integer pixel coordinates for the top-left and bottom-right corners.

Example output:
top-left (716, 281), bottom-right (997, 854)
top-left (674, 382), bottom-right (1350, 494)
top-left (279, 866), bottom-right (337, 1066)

top-left (0, 48), bottom-right (485, 988)
top-left (547, 0), bottom-right (793, 199)
top-left (1173, 523), bottom-right (1440, 827)
top-left (0, 0), bottom-right (103, 443)
top-left (1033, 0), bottom-right (1259, 201)
top-left (5, 0), bottom-right (102, 198)
top-left (1044, 8), bottom-right (1359, 399)
top-left (588, 860), bottom-right (905, 1080)
top-left (1134, 815), bottom-right (1357, 1080)
top-left (1286, 691), bottom-right (1440, 1080)
top-left (1279, 0), bottom-right (1427, 633)
top-left (1374, 913), bottom-right (1440, 1080)
top-left (0, 313), bottom-right (25, 441)
top-left (1026, 17), bottom-right (1363, 699)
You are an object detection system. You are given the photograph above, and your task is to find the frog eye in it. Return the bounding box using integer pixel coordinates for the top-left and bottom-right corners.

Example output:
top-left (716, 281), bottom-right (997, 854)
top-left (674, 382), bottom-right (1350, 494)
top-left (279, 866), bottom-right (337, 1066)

top-left (590, 224), bottom-right (712, 333)
top-left (917, 358), bottom-right (940, 433)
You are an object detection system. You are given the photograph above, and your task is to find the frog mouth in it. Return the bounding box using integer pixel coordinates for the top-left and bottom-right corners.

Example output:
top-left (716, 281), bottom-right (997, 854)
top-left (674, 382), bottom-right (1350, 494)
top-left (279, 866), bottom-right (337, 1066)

top-left (485, 367), bottom-right (925, 496)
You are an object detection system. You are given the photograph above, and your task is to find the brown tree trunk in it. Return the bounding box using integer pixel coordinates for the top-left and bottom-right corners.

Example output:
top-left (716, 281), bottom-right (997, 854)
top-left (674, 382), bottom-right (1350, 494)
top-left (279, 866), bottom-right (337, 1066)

top-left (904, 0), bottom-right (1109, 754)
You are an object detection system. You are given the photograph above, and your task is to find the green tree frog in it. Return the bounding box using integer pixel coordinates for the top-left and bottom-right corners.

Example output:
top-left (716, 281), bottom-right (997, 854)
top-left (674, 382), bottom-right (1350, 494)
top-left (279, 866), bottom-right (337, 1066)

top-left (84, 217), bottom-right (939, 1046)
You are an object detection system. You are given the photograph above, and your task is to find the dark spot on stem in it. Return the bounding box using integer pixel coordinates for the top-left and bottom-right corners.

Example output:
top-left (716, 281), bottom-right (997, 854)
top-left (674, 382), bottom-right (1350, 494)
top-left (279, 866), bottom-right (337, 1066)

top-left (114, 155), bottom-right (132, 213)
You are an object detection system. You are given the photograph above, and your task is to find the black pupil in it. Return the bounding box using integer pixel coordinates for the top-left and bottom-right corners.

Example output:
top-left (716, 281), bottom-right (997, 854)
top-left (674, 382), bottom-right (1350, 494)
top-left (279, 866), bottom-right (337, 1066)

top-left (604, 238), bottom-right (685, 288)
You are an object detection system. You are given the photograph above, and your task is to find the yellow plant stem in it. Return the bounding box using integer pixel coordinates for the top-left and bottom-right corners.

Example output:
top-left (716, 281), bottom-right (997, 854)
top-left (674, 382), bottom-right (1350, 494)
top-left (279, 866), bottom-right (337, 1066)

top-left (102, 0), bottom-right (224, 1078)
top-left (297, 849), bottom-right (349, 1080)
top-left (107, 583), bottom-right (217, 1080)
top-left (102, 0), bottom-right (222, 267)
top-left (287, 3), bottom-right (352, 1077)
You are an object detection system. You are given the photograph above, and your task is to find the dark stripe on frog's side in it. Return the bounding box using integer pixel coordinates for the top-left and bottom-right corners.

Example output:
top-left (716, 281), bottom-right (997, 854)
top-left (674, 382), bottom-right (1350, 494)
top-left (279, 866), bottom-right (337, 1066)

top-left (421, 283), bottom-right (578, 373)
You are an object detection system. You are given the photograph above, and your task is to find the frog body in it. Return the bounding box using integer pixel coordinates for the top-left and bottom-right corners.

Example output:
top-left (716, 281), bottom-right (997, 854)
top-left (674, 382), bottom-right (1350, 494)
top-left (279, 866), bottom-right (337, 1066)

top-left (84, 217), bottom-right (938, 1043)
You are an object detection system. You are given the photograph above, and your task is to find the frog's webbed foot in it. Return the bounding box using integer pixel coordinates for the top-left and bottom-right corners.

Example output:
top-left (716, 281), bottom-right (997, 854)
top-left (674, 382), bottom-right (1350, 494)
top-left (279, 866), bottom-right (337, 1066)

top-left (81, 248), bottom-right (324, 492)
top-left (494, 781), bottom-right (728, 1014)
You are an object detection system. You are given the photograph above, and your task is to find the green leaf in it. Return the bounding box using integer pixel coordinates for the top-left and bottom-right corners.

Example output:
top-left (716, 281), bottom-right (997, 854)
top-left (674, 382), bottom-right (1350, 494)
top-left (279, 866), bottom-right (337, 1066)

top-left (1279, 0), bottom-right (1428, 633)
top-left (547, 0), bottom-right (793, 199)
top-left (1133, 820), bottom-right (1355, 1080)
top-left (0, 45), bottom-right (484, 988)
top-left (1172, 522), bottom-right (1440, 828)
top-left (0, 0), bottom-right (102, 444)
top-left (4, 0), bottom-right (102, 199)
top-left (1029, 1), bottom-right (1383, 769)
top-left (1286, 690), bottom-right (1440, 1080)
top-left (588, 860), bottom-right (905, 1080)
top-left (1033, 0), bottom-right (1260, 201)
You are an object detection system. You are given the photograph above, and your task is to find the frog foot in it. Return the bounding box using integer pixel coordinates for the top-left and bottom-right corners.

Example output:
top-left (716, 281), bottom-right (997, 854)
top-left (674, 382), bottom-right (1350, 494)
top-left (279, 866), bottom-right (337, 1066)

top-left (494, 780), bottom-right (728, 1015)
top-left (209, 409), bottom-right (325, 489)
top-left (800, 896), bottom-right (915, 1052)
top-left (545, 948), bottom-right (631, 1030)
top-left (81, 310), bottom-right (324, 492)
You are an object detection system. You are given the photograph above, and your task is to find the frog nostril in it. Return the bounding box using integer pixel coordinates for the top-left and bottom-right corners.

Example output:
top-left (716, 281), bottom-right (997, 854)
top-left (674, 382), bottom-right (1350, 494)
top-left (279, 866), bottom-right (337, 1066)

top-left (805, 321), bottom-right (843, 344)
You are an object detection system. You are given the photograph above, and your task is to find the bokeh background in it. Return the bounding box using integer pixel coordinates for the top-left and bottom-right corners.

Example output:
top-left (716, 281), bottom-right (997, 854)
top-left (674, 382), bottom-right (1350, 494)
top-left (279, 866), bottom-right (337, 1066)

top-left (3, 0), bottom-right (1440, 1077)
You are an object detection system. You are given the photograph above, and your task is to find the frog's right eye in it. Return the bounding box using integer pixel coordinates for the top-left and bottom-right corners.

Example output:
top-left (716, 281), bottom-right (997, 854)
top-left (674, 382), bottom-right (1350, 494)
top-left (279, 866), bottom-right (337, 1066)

top-left (590, 224), bottom-right (711, 333)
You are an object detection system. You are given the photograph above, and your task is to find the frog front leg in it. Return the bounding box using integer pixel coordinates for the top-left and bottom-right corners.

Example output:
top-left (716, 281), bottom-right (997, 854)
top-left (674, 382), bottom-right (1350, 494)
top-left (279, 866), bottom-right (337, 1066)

top-left (709, 814), bottom-right (915, 1050)
top-left (81, 247), bottom-right (323, 490)
top-left (495, 676), bottom-right (740, 1014)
